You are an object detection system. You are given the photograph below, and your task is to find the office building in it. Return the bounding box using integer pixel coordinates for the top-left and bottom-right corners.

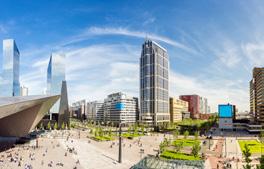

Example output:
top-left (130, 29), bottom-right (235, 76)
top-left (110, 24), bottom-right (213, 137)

top-left (104, 92), bottom-right (138, 125)
top-left (140, 40), bottom-right (169, 126)
top-left (250, 67), bottom-right (264, 125)
top-left (71, 100), bottom-right (86, 120)
top-left (1, 39), bottom-right (20, 96)
top-left (20, 86), bottom-right (28, 96)
top-left (169, 98), bottom-right (188, 122)
top-left (47, 53), bottom-right (65, 117)
top-left (179, 95), bottom-right (200, 119)
top-left (0, 95), bottom-right (59, 137)
top-left (199, 97), bottom-right (208, 114)
top-left (86, 101), bottom-right (104, 122)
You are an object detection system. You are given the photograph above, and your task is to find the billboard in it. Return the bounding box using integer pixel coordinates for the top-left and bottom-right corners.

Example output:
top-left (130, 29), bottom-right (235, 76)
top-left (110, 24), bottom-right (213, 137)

top-left (218, 104), bottom-right (233, 118)
top-left (115, 102), bottom-right (125, 110)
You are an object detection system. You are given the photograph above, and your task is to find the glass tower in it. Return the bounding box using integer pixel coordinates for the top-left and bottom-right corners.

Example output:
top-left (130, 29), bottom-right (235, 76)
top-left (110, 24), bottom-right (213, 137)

top-left (140, 40), bottom-right (169, 126)
top-left (47, 53), bottom-right (65, 113)
top-left (1, 39), bottom-right (20, 96)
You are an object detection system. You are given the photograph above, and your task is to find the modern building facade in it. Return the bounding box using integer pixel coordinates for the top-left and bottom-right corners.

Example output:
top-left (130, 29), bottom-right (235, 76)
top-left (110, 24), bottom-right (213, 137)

top-left (199, 97), bottom-right (209, 114)
top-left (20, 86), bottom-right (28, 96)
top-left (179, 95), bottom-right (200, 119)
top-left (1, 39), bottom-right (20, 96)
top-left (169, 97), bottom-right (188, 123)
top-left (0, 95), bottom-right (59, 137)
top-left (140, 40), bottom-right (169, 126)
top-left (250, 67), bottom-right (264, 125)
top-left (86, 101), bottom-right (104, 122)
top-left (47, 53), bottom-right (66, 115)
top-left (104, 92), bottom-right (139, 125)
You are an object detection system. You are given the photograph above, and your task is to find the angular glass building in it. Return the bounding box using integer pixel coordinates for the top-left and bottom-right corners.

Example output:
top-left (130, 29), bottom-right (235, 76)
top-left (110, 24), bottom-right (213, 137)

top-left (47, 53), bottom-right (65, 114)
top-left (1, 39), bottom-right (20, 96)
top-left (140, 40), bottom-right (169, 126)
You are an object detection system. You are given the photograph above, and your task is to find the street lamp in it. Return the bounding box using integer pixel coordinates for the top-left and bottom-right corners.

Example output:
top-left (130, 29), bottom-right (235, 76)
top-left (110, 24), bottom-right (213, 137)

top-left (118, 122), bottom-right (125, 163)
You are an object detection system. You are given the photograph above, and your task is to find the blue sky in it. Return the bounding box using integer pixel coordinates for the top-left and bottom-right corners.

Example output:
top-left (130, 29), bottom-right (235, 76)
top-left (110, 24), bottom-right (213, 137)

top-left (0, 0), bottom-right (263, 112)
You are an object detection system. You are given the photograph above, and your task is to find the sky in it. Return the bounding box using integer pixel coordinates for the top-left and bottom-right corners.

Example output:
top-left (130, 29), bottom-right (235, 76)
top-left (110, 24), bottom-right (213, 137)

top-left (0, 0), bottom-right (264, 112)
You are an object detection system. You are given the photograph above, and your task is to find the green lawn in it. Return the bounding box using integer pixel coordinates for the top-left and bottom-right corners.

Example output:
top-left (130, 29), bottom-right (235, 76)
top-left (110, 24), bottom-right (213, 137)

top-left (122, 133), bottom-right (144, 139)
top-left (161, 150), bottom-right (201, 160)
top-left (173, 139), bottom-right (200, 147)
top-left (92, 135), bottom-right (114, 141)
top-left (239, 140), bottom-right (264, 154)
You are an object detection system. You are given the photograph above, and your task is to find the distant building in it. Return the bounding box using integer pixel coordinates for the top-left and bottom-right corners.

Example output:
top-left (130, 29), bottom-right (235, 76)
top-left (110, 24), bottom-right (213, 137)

top-left (218, 104), bottom-right (235, 130)
top-left (169, 98), bottom-right (188, 122)
top-left (179, 95), bottom-right (200, 119)
top-left (140, 40), bottom-right (169, 126)
top-left (199, 97), bottom-right (209, 114)
top-left (86, 101), bottom-right (104, 122)
top-left (182, 112), bottom-right (191, 119)
top-left (71, 100), bottom-right (86, 120)
top-left (1, 39), bottom-right (20, 96)
top-left (250, 67), bottom-right (264, 125)
top-left (104, 92), bottom-right (139, 125)
top-left (20, 86), bottom-right (28, 96)
top-left (47, 53), bottom-right (65, 119)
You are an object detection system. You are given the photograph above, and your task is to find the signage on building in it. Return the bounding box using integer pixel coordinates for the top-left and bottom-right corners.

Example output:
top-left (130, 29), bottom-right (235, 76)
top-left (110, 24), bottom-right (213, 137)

top-left (115, 103), bottom-right (125, 110)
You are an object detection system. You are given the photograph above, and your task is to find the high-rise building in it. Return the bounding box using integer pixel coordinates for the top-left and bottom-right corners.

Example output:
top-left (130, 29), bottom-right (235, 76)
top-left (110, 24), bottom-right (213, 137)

top-left (20, 86), bottom-right (28, 96)
top-left (47, 53), bottom-right (65, 115)
top-left (86, 101), bottom-right (104, 122)
top-left (104, 92), bottom-right (139, 125)
top-left (140, 40), bottom-right (169, 126)
top-left (71, 100), bottom-right (86, 120)
top-left (169, 98), bottom-right (188, 123)
top-left (250, 67), bottom-right (264, 124)
top-left (1, 39), bottom-right (20, 96)
top-left (199, 97), bottom-right (209, 114)
top-left (179, 95), bottom-right (200, 119)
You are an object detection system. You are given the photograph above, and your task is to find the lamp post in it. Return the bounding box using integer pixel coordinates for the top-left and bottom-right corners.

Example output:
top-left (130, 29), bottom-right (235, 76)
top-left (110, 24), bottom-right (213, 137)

top-left (118, 122), bottom-right (125, 163)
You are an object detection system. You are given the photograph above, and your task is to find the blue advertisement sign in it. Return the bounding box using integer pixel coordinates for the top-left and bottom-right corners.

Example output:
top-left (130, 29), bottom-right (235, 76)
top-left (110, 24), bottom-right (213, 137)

top-left (115, 103), bottom-right (125, 110)
top-left (218, 104), bottom-right (233, 118)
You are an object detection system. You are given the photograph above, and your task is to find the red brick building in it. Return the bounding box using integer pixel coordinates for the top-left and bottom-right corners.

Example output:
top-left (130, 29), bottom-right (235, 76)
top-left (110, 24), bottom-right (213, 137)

top-left (179, 95), bottom-right (200, 119)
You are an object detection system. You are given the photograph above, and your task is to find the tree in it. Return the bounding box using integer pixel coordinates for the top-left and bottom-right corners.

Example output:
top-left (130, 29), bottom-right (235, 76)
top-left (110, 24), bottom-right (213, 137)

top-left (40, 122), bottom-right (44, 130)
top-left (141, 126), bottom-right (145, 134)
top-left (184, 130), bottom-right (189, 139)
top-left (191, 142), bottom-right (201, 157)
top-left (159, 142), bottom-right (165, 153)
top-left (174, 141), bottom-right (183, 153)
top-left (257, 155), bottom-right (264, 169)
top-left (54, 122), bottom-right (58, 130)
top-left (61, 122), bottom-right (65, 130)
top-left (195, 131), bottom-right (199, 140)
top-left (47, 121), bottom-right (51, 130)
top-left (173, 128), bottom-right (179, 140)
top-left (243, 144), bottom-right (252, 169)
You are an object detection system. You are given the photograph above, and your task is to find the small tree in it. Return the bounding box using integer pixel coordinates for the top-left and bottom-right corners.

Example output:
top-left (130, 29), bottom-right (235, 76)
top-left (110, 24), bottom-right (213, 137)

top-left (174, 141), bottom-right (183, 153)
top-left (40, 122), bottom-right (44, 130)
top-left (141, 126), bottom-right (145, 134)
top-left (61, 122), bottom-right (65, 130)
top-left (173, 128), bottom-right (179, 140)
top-left (191, 142), bottom-right (201, 157)
top-left (159, 142), bottom-right (165, 153)
top-left (243, 144), bottom-right (252, 169)
top-left (54, 122), bottom-right (58, 130)
top-left (195, 131), bottom-right (199, 140)
top-left (184, 130), bottom-right (189, 139)
top-left (257, 155), bottom-right (264, 169)
top-left (47, 121), bottom-right (51, 130)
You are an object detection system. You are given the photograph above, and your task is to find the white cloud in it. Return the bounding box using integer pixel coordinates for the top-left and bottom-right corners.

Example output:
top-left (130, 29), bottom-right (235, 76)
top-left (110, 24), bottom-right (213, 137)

top-left (69, 27), bottom-right (197, 54)
top-left (242, 42), bottom-right (264, 66)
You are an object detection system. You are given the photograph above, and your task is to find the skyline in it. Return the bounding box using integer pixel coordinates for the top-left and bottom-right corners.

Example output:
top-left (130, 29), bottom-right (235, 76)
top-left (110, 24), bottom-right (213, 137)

top-left (1, 1), bottom-right (264, 112)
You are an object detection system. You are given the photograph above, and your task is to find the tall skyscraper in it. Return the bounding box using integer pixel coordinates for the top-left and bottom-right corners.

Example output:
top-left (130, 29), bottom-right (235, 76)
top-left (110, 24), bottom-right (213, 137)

top-left (1, 39), bottom-right (20, 96)
top-left (140, 40), bottom-right (169, 126)
top-left (47, 53), bottom-right (65, 115)
top-left (250, 67), bottom-right (264, 124)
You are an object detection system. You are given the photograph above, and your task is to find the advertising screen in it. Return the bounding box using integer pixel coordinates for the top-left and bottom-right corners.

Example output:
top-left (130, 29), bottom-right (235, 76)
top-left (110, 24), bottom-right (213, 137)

top-left (115, 103), bottom-right (125, 110)
top-left (218, 105), bottom-right (233, 118)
